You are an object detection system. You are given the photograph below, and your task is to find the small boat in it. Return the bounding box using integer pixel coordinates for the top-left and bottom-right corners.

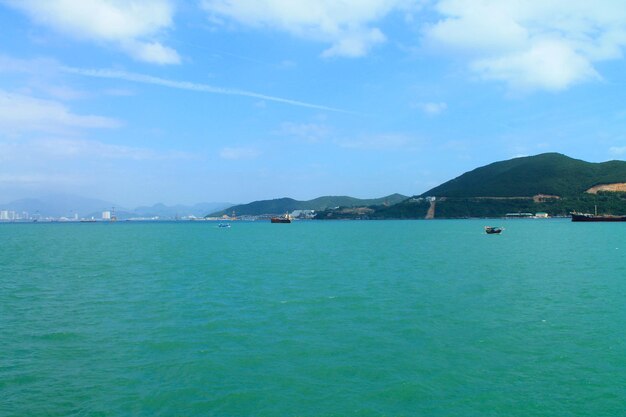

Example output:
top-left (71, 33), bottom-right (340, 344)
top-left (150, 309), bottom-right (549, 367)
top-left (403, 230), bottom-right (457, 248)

top-left (271, 212), bottom-right (292, 223)
top-left (218, 223), bottom-right (231, 228)
top-left (485, 226), bottom-right (503, 234)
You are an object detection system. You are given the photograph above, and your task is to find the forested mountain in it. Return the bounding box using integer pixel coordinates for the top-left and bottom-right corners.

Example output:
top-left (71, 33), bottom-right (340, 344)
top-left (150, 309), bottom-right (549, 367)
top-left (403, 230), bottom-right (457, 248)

top-left (209, 194), bottom-right (408, 217)
top-left (328, 153), bottom-right (626, 219)
top-left (422, 153), bottom-right (626, 197)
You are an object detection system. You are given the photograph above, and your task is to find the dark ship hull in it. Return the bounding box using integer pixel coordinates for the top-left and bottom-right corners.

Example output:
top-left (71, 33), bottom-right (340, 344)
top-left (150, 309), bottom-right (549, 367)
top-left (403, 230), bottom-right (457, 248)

top-left (571, 213), bottom-right (626, 222)
top-left (270, 217), bottom-right (291, 223)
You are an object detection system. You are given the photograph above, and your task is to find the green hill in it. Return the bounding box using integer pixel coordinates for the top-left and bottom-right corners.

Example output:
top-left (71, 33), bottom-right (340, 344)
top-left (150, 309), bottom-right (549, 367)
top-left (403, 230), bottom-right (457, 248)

top-left (209, 194), bottom-right (407, 217)
top-left (422, 153), bottom-right (626, 197)
top-left (366, 153), bottom-right (626, 219)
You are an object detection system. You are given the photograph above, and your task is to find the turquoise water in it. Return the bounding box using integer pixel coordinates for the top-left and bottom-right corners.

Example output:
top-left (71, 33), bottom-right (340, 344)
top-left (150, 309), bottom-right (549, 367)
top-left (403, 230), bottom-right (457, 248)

top-left (1, 220), bottom-right (625, 416)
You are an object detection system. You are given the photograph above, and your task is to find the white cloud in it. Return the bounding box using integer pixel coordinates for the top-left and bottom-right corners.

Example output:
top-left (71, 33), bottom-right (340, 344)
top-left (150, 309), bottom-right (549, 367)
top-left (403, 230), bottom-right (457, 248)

top-left (277, 60), bottom-right (297, 69)
top-left (2, 0), bottom-right (180, 64)
top-left (414, 101), bottom-right (447, 116)
top-left (321, 28), bottom-right (386, 58)
top-left (471, 39), bottom-right (599, 91)
top-left (425, 0), bottom-right (626, 91)
top-left (0, 90), bottom-right (121, 135)
top-left (121, 40), bottom-right (181, 65)
top-left (219, 146), bottom-right (260, 160)
top-left (609, 146), bottom-right (626, 156)
top-left (200, 0), bottom-right (416, 58)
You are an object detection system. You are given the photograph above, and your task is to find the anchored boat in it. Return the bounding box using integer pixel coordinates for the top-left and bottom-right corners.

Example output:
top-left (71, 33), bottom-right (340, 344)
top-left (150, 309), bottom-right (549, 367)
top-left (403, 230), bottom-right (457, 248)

top-left (571, 212), bottom-right (626, 222)
top-left (485, 226), bottom-right (503, 234)
top-left (571, 205), bottom-right (626, 222)
top-left (271, 213), bottom-right (292, 223)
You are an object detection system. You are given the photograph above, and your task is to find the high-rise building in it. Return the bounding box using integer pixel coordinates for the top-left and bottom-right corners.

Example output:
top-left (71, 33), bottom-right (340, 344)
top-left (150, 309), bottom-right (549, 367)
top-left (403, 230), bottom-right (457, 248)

top-left (0, 210), bottom-right (9, 220)
top-left (102, 211), bottom-right (111, 220)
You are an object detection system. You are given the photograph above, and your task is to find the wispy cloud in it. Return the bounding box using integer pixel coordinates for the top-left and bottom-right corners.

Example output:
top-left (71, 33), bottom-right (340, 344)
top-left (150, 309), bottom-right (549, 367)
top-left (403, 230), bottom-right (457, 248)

top-left (0, 54), bottom-right (138, 100)
top-left (63, 66), bottom-right (353, 113)
top-left (40, 85), bottom-right (88, 100)
top-left (0, 137), bottom-right (194, 199)
top-left (219, 146), bottom-right (260, 160)
top-left (277, 122), bottom-right (331, 142)
top-left (441, 140), bottom-right (467, 152)
top-left (31, 138), bottom-right (192, 160)
top-left (413, 101), bottom-right (447, 116)
top-left (339, 133), bottom-right (417, 150)
top-left (609, 146), bottom-right (626, 156)
top-left (104, 88), bottom-right (136, 97)
top-left (0, 54), bottom-right (59, 75)
top-left (0, 90), bottom-right (121, 135)
top-left (0, 137), bottom-right (192, 164)
top-left (2, 0), bottom-right (179, 64)
top-left (0, 55), bottom-right (92, 101)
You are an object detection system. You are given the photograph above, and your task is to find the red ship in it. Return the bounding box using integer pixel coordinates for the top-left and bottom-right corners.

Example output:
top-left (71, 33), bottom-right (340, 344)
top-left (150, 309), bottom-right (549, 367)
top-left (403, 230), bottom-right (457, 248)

top-left (270, 213), bottom-right (292, 223)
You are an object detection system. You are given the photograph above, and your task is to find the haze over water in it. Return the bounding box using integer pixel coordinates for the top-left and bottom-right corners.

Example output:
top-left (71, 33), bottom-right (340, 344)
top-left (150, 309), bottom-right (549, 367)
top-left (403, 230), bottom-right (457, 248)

top-left (2, 220), bottom-right (625, 416)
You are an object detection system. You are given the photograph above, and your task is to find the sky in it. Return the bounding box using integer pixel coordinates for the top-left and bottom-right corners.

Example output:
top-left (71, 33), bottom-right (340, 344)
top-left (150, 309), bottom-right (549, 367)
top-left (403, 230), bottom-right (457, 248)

top-left (2, 0), bottom-right (626, 207)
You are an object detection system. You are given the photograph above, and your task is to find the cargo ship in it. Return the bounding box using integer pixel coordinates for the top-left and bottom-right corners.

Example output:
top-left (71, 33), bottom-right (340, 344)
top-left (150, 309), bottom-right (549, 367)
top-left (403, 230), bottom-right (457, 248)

top-left (571, 206), bottom-right (626, 222)
top-left (271, 213), bottom-right (292, 223)
top-left (571, 212), bottom-right (626, 222)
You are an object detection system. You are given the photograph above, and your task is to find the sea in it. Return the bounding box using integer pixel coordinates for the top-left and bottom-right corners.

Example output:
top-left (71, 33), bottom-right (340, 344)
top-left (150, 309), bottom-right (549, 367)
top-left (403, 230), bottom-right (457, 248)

top-left (1, 219), bottom-right (625, 417)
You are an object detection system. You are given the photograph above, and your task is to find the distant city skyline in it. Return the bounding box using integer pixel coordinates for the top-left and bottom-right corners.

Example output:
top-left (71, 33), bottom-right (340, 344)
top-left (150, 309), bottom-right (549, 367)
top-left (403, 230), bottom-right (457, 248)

top-left (2, 1), bottom-right (626, 207)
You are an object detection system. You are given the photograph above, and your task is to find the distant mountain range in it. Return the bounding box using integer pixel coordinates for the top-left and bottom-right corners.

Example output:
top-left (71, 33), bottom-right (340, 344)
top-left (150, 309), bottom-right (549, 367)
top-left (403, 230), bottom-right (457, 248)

top-left (2, 195), bottom-right (117, 218)
top-left (0, 194), bottom-right (233, 219)
top-left (209, 194), bottom-right (408, 217)
top-left (131, 202), bottom-right (234, 219)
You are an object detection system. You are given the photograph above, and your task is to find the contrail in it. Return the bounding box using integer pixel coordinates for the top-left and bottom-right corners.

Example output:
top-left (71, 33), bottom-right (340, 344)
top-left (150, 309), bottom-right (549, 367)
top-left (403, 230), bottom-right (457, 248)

top-left (62, 66), bottom-right (352, 114)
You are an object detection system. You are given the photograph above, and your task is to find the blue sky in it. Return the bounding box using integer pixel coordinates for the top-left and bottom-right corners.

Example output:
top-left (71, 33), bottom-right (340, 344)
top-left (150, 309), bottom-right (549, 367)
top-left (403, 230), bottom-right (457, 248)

top-left (2, 0), bottom-right (626, 206)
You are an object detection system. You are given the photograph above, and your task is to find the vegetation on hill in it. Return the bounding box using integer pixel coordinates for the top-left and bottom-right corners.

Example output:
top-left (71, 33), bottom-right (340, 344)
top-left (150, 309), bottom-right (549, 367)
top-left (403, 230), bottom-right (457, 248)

top-left (315, 153), bottom-right (626, 219)
top-left (208, 194), bottom-right (407, 217)
top-left (210, 153), bottom-right (626, 220)
top-left (422, 153), bottom-right (626, 197)
top-left (373, 193), bottom-right (626, 219)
